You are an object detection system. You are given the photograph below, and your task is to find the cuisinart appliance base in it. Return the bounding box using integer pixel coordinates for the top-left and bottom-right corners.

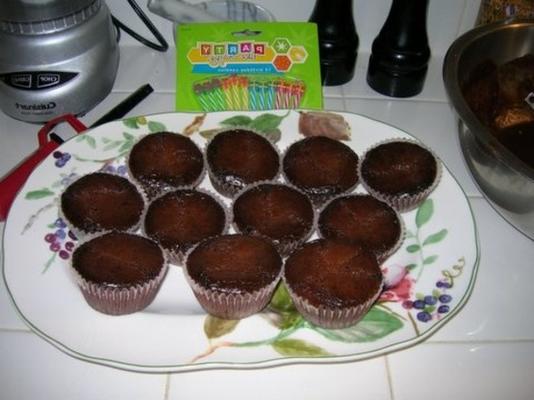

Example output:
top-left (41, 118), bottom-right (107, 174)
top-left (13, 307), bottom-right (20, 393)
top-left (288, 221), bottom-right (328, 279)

top-left (0, 0), bottom-right (119, 123)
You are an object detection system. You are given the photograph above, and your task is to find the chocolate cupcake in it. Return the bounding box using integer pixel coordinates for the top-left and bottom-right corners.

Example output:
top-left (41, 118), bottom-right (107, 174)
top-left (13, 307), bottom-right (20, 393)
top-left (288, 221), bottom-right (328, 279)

top-left (283, 239), bottom-right (383, 329)
top-left (206, 128), bottom-right (280, 197)
top-left (318, 194), bottom-right (403, 263)
top-left (233, 182), bottom-right (315, 257)
top-left (143, 189), bottom-right (227, 264)
top-left (282, 136), bottom-right (359, 206)
top-left (185, 234), bottom-right (283, 319)
top-left (61, 172), bottom-right (145, 238)
top-left (71, 232), bottom-right (167, 315)
top-left (128, 132), bottom-right (204, 199)
top-left (359, 139), bottom-right (441, 212)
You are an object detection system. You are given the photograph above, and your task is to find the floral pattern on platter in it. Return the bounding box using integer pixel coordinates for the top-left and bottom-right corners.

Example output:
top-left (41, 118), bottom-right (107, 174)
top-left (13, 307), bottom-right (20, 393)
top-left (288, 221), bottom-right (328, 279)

top-left (12, 110), bottom-right (476, 368)
top-left (191, 197), bottom-right (459, 360)
top-left (21, 116), bottom-right (168, 248)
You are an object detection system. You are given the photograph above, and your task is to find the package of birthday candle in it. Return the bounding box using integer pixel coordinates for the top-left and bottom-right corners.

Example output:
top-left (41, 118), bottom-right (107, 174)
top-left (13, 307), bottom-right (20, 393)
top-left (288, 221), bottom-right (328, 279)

top-left (176, 22), bottom-right (323, 112)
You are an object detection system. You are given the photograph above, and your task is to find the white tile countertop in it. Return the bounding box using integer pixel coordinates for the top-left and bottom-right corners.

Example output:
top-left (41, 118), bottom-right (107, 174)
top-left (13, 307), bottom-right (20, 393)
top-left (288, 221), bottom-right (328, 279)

top-left (2, 1), bottom-right (534, 399)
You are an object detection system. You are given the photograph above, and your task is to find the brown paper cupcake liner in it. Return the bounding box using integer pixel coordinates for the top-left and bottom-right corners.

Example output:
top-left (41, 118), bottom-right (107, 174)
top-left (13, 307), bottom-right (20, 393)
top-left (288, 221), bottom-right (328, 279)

top-left (60, 172), bottom-right (147, 240)
top-left (71, 234), bottom-right (169, 315)
top-left (317, 193), bottom-right (406, 264)
top-left (205, 126), bottom-right (282, 199)
top-left (142, 187), bottom-right (230, 266)
top-left (280, 138), bottom-right (360, 208)
top-left (283, 275), bottom-right (384, 329)
top-left (232, 180), bottom-right (317, 257)
top-left (126, 133), bottom-right (206, 200)
top-left (359, 138), bottom-right (442, 213)
top-left (377, 213), bottom-right (405, 264)
top-left (183, 266), bottom-right (282, 320)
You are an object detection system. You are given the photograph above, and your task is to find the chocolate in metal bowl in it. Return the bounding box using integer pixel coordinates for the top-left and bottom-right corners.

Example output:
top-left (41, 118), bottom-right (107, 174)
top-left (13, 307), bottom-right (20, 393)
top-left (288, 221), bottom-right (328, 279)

top-left (443, 19), bottom-right (534, 240)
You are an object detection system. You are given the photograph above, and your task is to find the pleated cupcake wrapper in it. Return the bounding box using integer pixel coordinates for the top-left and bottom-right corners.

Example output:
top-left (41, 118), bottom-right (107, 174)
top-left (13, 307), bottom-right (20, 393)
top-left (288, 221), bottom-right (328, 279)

top-left (71, 233), bottom-right (169, 316)
top-left (281, 138), bottom-right (360, 208)
top-left (60, 172), bottom-right (148, 241)
top-left (283, 276), bottom-right (384, 329)
top-left (183, 267), bottom-right (282, 320)
top-left (232, 180), bottom-right (317, 258)
top-left (143, 187), bottom-right (231, 266)
top-left (359, 138), bottom-right (443, 213)
top-left (205, 126), bottom-right (282, 199)
top-left (126, 133), bottom-right (206, 200)
top-left (317, 193), bottom-right (406, 264)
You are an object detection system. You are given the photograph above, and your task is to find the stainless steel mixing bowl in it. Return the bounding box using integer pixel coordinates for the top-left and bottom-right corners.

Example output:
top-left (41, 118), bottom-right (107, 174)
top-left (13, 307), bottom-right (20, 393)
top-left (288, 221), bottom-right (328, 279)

top-left (443, 19), bottom-right (534, 240)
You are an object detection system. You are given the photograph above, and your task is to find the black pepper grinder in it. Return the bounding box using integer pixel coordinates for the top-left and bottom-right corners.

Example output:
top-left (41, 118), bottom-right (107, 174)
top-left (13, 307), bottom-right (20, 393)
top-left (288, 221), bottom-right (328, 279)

top-left (367, 0), bottom-right (430, 97)
top-left (309, 0), bottom-right (359, 86)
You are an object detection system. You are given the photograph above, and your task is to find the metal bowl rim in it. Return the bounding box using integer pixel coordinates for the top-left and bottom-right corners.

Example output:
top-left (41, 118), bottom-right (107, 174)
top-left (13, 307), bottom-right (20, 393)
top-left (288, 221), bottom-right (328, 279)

top-left (443, 18), bottom-right (534, 181)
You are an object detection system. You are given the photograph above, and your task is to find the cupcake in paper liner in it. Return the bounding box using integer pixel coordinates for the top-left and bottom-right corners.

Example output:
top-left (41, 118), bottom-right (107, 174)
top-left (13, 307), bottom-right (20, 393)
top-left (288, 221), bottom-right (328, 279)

top-left (232, 181), bottom-right (316, 257)
top-left (184, 234), bottom-right (283, 319)
top-left (205, 127), bottom-right (281, 198)
top-left (281, 136), bottom-right (360, 207)
top-left (359, 138), bottom-right (442, 213)
top-left (127, 131), bottom-right (205, 199)
top-left (143, 188), bottom-right (229, 265)
top-left (71, 231), bottom-right (168, 315)
top-left (283, 239), bottom-right (383, 329)
top-left (60, 172), bottom-right (146, 239)
top-left (318, 193), bottom-right (405, 264)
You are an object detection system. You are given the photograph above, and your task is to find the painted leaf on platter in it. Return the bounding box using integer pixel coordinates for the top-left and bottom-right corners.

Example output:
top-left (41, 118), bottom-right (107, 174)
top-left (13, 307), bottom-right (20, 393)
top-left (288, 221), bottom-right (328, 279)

top-left (416, 199), bottom-right (434, 228)
top-left (84, 135), bottom-right (96, 149)
top-left (122, 132), bottom-right (134, 141)
top-left (123, 117), bottom-right (139, 129)
top-left (103, 141), bottom-right (121, 151)
top-left (423, 255), bottom-right (439, 265)
top-left (25, 188), bottom-right (55, 200)
top-left (272, 339), bottom-right (330, 357)
top-left (406, 244), bottom-right (421, 253)
top-left (118, 141), bottom-right (133, 154)
top-left (147, 121), bottom-right (166, 133)
top-left (262, 128), bottom-right (282, 143)
top-left (136, 116), bottom-right (147, 125)
top-left (198, 129), bottom-right (219, 140)
top-left (269, 282), bottom-right (296, 313)
top-left (76, 135), bottom-right (96, 149)
top-left (313, 307), bottom-right (403, 343)
top-left (276, 312), bottom-right (303, 330)
top-left (249, 113), bottom-right (285, 132)
top-left (220, 115), bottom-right (253, 127)
top-left (204, 315), bottom-right (240, 339)
top-left (423, 229), bottom-right (448, 246)
top-left (406, 263), bottom-right (417, 271)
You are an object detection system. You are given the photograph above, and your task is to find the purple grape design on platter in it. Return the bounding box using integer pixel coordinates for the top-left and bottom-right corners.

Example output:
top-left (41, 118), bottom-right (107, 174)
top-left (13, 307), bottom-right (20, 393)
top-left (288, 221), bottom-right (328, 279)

top-left (52, 151), bottom-right (71, 168)
top-left (42, 217), bottom-right (78, 273)
top-left (402, 278), bottom-right (453, 323)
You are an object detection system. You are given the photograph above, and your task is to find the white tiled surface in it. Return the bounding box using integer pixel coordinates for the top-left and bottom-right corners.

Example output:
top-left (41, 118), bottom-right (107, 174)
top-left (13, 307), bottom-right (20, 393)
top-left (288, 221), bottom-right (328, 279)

top-left (2, 1), bottom-right (534, 399)
top-left (388, 343), bottom-right (534, 400)
top-left (167, 360), bottom-right (391, 400)
top-left (0, 331), bottom-right (167, 400)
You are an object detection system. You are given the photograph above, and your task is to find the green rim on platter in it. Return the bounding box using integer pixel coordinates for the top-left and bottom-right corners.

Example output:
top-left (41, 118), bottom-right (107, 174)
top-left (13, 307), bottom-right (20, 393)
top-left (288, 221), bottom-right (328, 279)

top-left (2, 110), bottom-right (479, 373)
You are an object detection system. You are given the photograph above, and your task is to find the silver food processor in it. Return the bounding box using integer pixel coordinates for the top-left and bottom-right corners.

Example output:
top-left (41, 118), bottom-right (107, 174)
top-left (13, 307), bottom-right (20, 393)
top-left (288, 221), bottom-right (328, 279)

top-left (0, 0), bottom-right (119, 123)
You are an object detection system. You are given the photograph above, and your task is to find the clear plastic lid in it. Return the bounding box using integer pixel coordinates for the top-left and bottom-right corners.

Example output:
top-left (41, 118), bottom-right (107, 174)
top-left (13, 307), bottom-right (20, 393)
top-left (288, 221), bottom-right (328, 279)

top-left (147, 0), bottom-right (275, 24)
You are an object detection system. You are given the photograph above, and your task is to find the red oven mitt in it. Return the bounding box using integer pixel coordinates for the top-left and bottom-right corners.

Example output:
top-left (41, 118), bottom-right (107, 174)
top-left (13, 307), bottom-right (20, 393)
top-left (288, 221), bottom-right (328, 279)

top-left (0, 114), bottom-right (87, 221)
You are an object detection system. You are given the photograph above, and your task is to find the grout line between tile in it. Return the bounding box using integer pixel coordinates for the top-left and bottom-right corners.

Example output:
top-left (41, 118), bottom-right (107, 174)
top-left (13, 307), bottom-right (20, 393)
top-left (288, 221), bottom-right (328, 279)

top-left (384, 356), bottom-right (396, 400)
top-left (163, 373), bottom-right (171, 400)
top-left (423, 338), bottom-right (534, 345)
top-left (342, 95), bottom-right (450, 104)
top-left (455, 0), bottom-right (469, 38)
top-left (0, 327), bottom-right (33, 333)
